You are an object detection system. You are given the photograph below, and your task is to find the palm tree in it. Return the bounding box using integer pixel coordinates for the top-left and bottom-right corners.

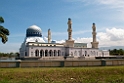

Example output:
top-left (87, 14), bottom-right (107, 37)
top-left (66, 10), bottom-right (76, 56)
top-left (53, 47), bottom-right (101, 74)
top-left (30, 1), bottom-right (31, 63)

top-left (0, 16), bottom-right (9, 43)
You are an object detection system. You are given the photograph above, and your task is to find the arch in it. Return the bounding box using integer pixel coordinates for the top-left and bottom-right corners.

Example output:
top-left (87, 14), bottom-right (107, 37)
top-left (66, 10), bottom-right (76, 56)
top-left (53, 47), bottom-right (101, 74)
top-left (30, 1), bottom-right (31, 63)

top-left (35, 49), bottom-right (39, 57)
top-left (49, 50), bottom-right (53, 56)
top-left (54, 50), bottom-right (57, 56)
top-left (58, 50), bottom-right (61, 56)
top-left (40, 50), bottom-right (44, 57)
top-left (85, 51), bottom-right (87, 56)
top-left (45, 50), bottom-right (48, 57)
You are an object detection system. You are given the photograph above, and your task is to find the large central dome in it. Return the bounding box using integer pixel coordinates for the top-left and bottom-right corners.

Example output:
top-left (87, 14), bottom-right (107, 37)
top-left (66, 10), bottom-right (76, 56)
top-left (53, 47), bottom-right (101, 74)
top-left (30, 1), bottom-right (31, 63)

top-left (26, 25), bottom-right (42, 37)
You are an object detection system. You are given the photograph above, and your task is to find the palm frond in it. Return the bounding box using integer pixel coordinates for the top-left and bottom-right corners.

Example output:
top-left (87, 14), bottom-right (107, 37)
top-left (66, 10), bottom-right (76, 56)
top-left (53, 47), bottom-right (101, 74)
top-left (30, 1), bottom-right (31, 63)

top-left (0, 32), bottom-right (8, 44)
top-left (0, 26), bottom-right (9, 35)
top-left (0, 17), bottom-right (4, 23)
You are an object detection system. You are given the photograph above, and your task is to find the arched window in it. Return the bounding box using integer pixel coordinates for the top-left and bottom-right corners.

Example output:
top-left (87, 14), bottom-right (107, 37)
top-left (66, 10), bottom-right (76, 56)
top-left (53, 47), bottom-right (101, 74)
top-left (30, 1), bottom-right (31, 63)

top-left (58, 50), bottom-right (61, 56)
top-left (35, 50), bottom-right (39, 57)
top-left (85, 51), bottom-right (87, 56)
top-left (54, 50), bottom-right (57, 56)
top-left (49, 50), bottom-right (53, 56)
top-left (45, 50), bottom-right (48, 56)
top-left (25, 52), bottom-right (27, 56)
top-left (40, 50), bottom-right (44, 57)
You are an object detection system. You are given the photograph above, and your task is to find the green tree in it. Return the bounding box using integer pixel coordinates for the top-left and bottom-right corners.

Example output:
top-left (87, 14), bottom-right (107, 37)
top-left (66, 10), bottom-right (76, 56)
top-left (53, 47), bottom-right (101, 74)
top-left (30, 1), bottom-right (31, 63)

top-left (119, 49), bottom-right (124, 55)
top-left (0, 16), bottom-right (9, 43)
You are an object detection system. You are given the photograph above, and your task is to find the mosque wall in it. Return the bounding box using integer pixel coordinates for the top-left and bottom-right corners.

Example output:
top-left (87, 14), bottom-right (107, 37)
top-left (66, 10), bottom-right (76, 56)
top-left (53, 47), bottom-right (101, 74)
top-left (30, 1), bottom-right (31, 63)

top-left (28, 46), bottom-right (65, 57)
top-left (67, 48), bottom-right (100, 57)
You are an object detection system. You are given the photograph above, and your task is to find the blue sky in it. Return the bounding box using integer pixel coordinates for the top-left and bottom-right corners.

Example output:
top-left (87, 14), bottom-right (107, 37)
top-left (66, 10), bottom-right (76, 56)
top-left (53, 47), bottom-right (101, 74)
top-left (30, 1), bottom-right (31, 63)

top-left (0, 0), bottom-right (124, 52)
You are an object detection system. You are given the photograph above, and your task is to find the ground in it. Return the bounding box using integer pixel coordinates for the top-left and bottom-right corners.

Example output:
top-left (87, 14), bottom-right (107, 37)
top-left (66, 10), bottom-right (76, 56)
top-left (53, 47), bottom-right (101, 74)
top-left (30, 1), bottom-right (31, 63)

top-left (0, 66), bottom-right (124, 83)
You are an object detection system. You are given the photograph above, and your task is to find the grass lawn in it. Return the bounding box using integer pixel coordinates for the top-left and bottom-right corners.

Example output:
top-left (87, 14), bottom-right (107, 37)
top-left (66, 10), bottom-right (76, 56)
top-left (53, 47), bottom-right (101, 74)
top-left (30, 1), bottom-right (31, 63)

top-left (0, 66), bottom-right (124, 83)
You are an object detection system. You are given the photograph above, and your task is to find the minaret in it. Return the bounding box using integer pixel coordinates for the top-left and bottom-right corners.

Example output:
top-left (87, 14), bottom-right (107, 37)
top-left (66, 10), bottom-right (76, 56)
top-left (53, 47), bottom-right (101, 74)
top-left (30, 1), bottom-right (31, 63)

top-left (48, 29), bottom-right (51, 43)
top-left (65, 18), bottom-right (74, 47)
top-left (91, 23), bottom-right (99, 48)
top-left (67, 18), bottom-right (72, 40)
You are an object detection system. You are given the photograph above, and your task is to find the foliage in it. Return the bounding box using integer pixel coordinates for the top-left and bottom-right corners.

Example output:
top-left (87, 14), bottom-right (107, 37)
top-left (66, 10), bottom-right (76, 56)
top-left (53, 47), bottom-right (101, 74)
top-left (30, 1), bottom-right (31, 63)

top-left (109, 49), bottom-right (124, 55)
top-left (0, 66), bottom-right (124, 83)
top-left (0, 16), bottom-right (9, 44)
top-left (0, 52), bottom-right (19, 57)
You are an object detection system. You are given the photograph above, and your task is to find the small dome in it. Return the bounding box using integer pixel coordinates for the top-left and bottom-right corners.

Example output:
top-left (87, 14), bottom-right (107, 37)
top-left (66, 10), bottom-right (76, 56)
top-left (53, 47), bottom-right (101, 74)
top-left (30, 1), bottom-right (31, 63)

top-left (26, 25), bottom-right (42, 37)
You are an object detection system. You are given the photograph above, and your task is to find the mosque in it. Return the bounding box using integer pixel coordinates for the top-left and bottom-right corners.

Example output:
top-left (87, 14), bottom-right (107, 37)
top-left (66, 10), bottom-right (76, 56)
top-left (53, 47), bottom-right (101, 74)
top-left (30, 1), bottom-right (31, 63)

top-left (19, 18), bottom-right (109, 59)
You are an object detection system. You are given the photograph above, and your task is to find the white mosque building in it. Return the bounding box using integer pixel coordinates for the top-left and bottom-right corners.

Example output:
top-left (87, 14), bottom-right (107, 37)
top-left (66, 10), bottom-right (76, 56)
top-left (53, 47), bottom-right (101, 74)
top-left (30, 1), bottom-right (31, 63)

top-left (19, 18), bottom-right (109, 59)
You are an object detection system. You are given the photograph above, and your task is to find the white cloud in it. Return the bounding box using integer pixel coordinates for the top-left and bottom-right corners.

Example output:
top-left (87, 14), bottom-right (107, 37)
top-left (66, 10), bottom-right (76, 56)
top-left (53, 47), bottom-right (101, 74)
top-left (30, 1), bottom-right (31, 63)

top-left (97, 0), bottom-right (124, 8)
top-left (68, 0), bottom-right (124, 9)
top-left (74, 37), bottom-right (92, 47)
top-left (56, 40), bottom-right (65, 43)
top-left (97, 27), bottom-right (124, 47)
top-left (43, 36), bottom-right (48, 41)
top-left (55, 27), bottom-right (124, 48)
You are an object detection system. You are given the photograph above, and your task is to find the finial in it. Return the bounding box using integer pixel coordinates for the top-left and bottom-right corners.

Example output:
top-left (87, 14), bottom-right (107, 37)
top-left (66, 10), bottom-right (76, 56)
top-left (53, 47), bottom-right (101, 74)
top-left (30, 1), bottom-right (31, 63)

top-left (68, 18), bottom-right (71, 20)
top-left (48, 28), bottom-right (50, 31)
top-left (93, 23), bottom-right (95, 25)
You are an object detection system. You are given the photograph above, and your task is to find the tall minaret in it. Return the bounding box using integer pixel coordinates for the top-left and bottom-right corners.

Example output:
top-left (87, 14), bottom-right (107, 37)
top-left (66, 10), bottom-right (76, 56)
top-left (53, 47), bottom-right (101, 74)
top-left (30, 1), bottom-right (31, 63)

top-left (67, 18), bottom-right (72, 40)
top-left (91, 23), bottom-right (99, 48)
top-left (65, 18), bottom-right (74, 48)
top-left (48, 29), bottom-right (51, 43)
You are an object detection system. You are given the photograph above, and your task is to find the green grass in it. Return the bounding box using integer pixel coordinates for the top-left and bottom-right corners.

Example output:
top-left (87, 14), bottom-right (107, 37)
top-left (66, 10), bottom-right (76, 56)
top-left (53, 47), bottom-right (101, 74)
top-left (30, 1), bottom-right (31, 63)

top-left (0, 66), bottom-right (124, 83)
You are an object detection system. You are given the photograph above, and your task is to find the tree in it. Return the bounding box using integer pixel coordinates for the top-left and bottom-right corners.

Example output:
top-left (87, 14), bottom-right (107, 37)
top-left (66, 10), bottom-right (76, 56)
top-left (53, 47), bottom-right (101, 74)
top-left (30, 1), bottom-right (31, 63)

top-left (0, 16), bottom-right (9, 43)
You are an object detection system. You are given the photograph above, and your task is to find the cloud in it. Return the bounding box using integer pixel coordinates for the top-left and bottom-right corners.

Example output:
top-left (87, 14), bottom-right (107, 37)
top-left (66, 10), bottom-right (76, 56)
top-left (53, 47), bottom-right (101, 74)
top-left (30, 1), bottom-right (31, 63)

top-left (43, 36), bottom-right (48, 41)
top-left (55, 27), bottom-right (124, 47)
top-left (67, 0), bottom-right (124, 9)
top-left (56, 40), bottom-right (65, 43)
top-left (97, 27), bottom-right (124, 47)
top-left (74, 37), bottom-right (92, 47)
top-left (97, 0), bottom-right (124, 8)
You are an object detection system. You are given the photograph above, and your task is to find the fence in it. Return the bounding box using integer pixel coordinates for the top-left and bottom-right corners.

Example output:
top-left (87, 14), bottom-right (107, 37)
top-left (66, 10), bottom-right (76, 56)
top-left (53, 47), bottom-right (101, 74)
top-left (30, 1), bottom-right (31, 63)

top-left (0, 59), bottom-right (124, 68)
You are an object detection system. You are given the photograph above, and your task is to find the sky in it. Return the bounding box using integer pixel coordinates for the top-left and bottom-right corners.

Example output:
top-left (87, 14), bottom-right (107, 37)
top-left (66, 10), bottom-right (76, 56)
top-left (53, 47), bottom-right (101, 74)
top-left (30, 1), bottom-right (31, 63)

top-left (0, 0), bottom-right (124, 53)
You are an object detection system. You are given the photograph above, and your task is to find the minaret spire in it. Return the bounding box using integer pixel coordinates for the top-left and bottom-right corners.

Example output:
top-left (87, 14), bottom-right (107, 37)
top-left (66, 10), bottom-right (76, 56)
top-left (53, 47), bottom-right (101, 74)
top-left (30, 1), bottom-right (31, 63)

top-left (48, 29), bottom-right (51, 43)
top-left (67, 18), bottom-right (72, 40)
top-left (91, 23), bottom-right (99, 48)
